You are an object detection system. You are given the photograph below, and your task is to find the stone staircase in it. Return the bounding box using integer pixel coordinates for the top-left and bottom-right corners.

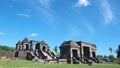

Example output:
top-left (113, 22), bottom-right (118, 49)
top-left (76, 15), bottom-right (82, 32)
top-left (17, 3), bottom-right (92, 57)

top-left (41, 50), bottom-right (53, 60)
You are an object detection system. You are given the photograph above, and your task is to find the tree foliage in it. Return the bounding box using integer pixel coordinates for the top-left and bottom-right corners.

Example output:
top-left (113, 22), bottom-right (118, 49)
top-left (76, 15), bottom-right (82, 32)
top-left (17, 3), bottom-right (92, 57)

top-left (117, 45), bottom-right (120, 58)
top-left (97, 55), bottom-right (103, 58)
top-left (53, 46), bottom-right (58, 53)
top-left (0, 45), bottom-right (15, 51)
top-left (109, 55), bottom-right (115, 61)
top-left (109, 47), bottom-right (112, 54)
top-left (92, 44), bottom-right (97, 48)
top-left (103, 55), bottom-right (108, 59)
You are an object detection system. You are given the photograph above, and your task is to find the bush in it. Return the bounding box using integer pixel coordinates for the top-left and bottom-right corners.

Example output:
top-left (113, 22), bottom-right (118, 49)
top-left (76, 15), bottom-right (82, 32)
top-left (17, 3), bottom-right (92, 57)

top-left (109, 55), bottom-right (116, 62)
top-left (117, 58), bottom-right (120, 64)
top-left (0, 45), bottom-right (15, 51)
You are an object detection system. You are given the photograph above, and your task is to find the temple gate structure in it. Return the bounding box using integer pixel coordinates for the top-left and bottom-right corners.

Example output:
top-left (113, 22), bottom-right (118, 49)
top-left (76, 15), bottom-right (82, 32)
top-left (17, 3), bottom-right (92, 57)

top-left (15, 38), bottom-right (99, 64)
top-left (15, 38), bottom-right (57, 60)
top-left (59, 40), bottom-right (99, 64)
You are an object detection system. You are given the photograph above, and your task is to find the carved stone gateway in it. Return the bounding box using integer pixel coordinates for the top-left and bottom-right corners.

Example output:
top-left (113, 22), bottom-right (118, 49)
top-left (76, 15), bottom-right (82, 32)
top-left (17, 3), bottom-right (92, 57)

top-left (59, 40), bottom-right (99, 64)
top-left (15, 38), bottom-right (99, 64)
top-left (15, 38), bottom-right (57, 61)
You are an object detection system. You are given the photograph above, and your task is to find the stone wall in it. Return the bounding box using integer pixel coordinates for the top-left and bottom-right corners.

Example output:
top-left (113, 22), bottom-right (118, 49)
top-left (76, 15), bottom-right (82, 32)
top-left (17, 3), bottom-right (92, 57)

top-left (0, 51), bottom-right (14, 59)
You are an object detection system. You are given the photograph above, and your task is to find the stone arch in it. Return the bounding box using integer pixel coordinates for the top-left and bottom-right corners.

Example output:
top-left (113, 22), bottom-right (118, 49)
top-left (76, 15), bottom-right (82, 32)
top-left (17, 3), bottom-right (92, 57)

top-left (18, 45), bottom-right (21, 50)
top-left (32, 44), bottom-right (36, 50)
top-left (35, 44), bottom-right (40, 51)
top-left (23, 43), bottom-right (29, 50)
top-left (16, 40), bottom-right (22, 51)
top-left (42, 46), bottom-right (46, 51)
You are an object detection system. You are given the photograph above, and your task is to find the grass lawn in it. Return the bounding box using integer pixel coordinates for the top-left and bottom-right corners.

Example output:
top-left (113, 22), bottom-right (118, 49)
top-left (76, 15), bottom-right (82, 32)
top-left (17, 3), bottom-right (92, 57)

top-left (0, 59), bottom-right (119, 68)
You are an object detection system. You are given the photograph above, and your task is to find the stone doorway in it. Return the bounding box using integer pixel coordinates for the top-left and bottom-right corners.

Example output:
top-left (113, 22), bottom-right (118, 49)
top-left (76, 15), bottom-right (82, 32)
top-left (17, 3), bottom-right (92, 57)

top-left (72, 49), bottom-right (78, 58)
top-left (42, 46), bottom-right (46, 52)
top-left (24, 44), bottom-right (29, 50)
top-left (35, 44), bottom-right (40, 50)
top-left (32, 44), bottom-right (36, 50)
top-left (83, 46), bottom-right (90, 57)
top-left (19, 46), bottom-right (21, 50)
top-left (92, 52), bottom-right (96, 58)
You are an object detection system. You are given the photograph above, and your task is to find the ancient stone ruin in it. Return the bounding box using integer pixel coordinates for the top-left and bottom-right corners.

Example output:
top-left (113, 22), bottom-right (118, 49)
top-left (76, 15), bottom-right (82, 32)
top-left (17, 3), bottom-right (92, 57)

top-left (15, 38), bottom-right (99, 64)
top-left (59, 40), bottom-right (99, 64)
top-left (15, 38), bottom-right (58, 61)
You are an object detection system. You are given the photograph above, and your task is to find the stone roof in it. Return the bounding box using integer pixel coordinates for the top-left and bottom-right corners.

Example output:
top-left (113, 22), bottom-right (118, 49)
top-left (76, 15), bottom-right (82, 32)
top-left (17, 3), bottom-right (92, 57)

top-left (30, 40), bottom-right (41, 44)
top-left (60, 40), bottom-right (79, 47)
top-left (76, 41), bottom-right (96, 48)
top-left (22, 37), bottom-right (29, 43)
top-left (30, 40), bottom-right (40, 43)
top-left (60, 40), bottom-right (71, 47)
top-left (16, 40), bottom-right (22, 45)
top-left (39, 40), bottom-right (49, 47)
top-left (60, 40), bottom-right (96, 48)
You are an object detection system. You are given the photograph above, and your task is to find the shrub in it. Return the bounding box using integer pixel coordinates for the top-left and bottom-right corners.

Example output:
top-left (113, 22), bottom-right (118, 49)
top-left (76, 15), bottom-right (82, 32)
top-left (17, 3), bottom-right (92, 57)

top-left (0, 45), bottom-right (15, 51)
top-left (109, 55), bottom-right (116, 62)
top-left (117, 58), bottom-right (120, 64)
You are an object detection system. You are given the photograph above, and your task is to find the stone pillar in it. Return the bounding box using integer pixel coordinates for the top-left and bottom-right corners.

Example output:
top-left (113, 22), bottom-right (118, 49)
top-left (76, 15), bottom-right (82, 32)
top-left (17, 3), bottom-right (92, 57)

top-left (70, 48), bottom-right (73, 64)
top-left (45, 46), bottom-right (47, 51)
top-left (22, 44), bottom-right (24, 50)
top-left (77, 49), bottom-right (80, 58)
top-left (89, 47), bottom-right (92, 57)
top-left (95, 52), bottom-right (96, 58)
top-left (16, 44), bottom-right (18, 51)
top-left (20, 46), bottom-right (22, 50)
top-left (81, 46), bottom-right (84, 59)
top-left (30, 43), bottom-right (33, 51)
top-left (28, 44), bottom-right (30, 51)
top-left (30, 43), bottom-right (32, 51)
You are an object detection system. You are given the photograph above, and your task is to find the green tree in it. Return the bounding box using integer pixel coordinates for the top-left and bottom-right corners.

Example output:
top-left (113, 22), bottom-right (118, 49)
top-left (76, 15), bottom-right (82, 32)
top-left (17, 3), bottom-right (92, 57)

top-left (97, 55), bottom-right (103, 59)
top-left (0, 45), bottom-right (15, 51)
top-left (117, 45), bottom-right (120, 58)
top-left (53, 46), bottom-right (58, 53)
top-left (109, 47), bottom-right (112, 55)
top-left (109, 55), bottom-right (115, 62)
top-left (92, 44), bottom-right (97, 48)
top-left (103, 55), bottom-right (108, 59)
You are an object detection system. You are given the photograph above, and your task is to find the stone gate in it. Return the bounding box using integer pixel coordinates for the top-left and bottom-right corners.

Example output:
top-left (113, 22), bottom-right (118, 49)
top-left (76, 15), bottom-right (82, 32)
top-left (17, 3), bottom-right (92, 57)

top-left (59, 40), bottom-right (99, 64)
top-left (14, 38), bottom-right (99, 64)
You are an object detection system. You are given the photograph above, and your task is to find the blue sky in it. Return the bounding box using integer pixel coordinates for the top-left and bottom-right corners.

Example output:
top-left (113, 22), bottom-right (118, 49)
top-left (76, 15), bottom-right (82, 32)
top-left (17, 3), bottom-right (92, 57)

top-left (0, 0), bottom-right (120, 57)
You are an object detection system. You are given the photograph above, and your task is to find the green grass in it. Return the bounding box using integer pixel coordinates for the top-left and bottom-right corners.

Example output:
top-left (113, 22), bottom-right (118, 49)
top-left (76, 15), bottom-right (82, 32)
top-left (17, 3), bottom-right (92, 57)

top-left (0, 59), bottom-right (119, 68)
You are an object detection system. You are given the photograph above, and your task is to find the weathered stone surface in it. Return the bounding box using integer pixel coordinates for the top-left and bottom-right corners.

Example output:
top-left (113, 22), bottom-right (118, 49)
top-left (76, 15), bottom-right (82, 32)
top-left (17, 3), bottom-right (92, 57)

top-left (0, 51), bottom-right (14, 59)
top-left (59, 40), bottom-right (98, 64)
top-left (14, 38), bottom-right (99, 64)
top-left (15, 38), bottom-right (56, 61)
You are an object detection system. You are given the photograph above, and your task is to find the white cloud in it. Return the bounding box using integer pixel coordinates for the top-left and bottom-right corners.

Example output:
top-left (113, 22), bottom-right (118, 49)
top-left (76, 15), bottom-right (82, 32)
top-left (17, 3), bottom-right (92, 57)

top-left (30, 0), bottom-right (56, 31)
top-left (101, 0), bottom-right (113, 24)
top-left (73, 0), bottom-right (91, 7)
top-left (38, 0), bottom-right (52, 7)
top-left (14, 0), bottom-right (56, 31)
top-left (0, 32), bottom-right (4, 35)
top-left (30, 33), bottom-right (38, 37)
top-left (86, 24), bottom-right (95, 35)
top-left (17, 13), bottom-right (30, 18)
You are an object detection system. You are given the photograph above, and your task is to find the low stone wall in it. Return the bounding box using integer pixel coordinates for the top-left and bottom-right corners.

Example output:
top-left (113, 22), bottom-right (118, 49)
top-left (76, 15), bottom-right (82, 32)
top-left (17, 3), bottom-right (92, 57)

top-left (58, 59), bottom-right (67, 64)
top-left (18, 51), bottom-right (27, 60)
top-left (0, 51), bottom-right (14, 59)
